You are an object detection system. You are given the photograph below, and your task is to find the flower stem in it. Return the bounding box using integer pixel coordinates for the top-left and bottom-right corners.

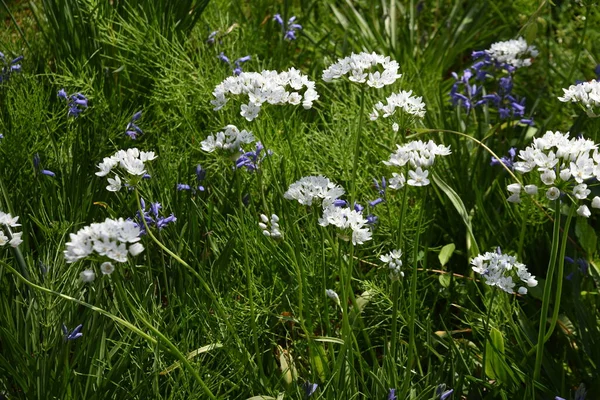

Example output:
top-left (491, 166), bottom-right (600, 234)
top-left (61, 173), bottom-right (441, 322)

top-left (400, 187), bottom-right (427, 398)
top-left (350, 85), bottom-right (366, 205)
top-left (533, 199), bottom-right (562, 382)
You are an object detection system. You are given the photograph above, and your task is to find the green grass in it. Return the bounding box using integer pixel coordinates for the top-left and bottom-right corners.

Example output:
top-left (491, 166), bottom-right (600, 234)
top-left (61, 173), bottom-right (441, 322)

top-left (1, 0), bottom-right (599, 398)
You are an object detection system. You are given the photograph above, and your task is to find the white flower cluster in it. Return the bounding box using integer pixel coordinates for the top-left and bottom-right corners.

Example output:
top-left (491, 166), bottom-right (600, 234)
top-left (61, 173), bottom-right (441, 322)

top-left (96, 148), bottom-right (157, 192)
top-left (64, 218), bottom-right (144, 264)
top-left (471, 250), bottom-right (537, 295)
top-left (284, 175), bottom-right (345, 207)
top-left (319, 205), bottom-right (372, 245)
top-left (325, 289), bottom-right (340, 306)
top-left (558, 79), bottom-right (600, 117)
top-left (0, 211), bottom-right (23, 248)
top-left (370, 90), bottom-right (426, 120)
top-left (322, 52), bottom-right (402, 88)
top-left (259, 214), bottom-right (282, 239)
top-left (380, 249), bottom-right (403, 279)
top-left (211, 68), bottom-right (319, 121)
top-left (507, 130), bottom-right (600, 218)
top-left (486, 37), bottom-right (538, 68)
top-left (201, 125), bottom-right (255, 153)
top-left (383, 140), bottom-right (452, 187)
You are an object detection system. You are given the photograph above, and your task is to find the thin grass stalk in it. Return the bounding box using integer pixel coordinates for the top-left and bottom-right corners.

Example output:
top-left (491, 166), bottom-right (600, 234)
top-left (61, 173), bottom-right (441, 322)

top-left (133, 188), bottom-right (253, 370)
top-left (400, 186), bottom-right (427, 398)
top-left (480, 286), bottom-right (498, 382)
top-left (112, 274), bottom-right (216, 399)
top-left (533, 199), bottom-right (562, 382)
top-left (1, 0), bottom-right (31, 49)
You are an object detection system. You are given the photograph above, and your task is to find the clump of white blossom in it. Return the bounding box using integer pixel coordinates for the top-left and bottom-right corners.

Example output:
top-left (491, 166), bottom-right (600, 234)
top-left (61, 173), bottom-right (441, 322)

top-left (201, 125), bottom-right (255, 153)
top-left (558, 79), bottom-right (600, 118)
top-left (259, 214), bottom-right (282, 239)
top-left (471, 249), bottom-right (537, 295)
top-left (0, 211), bottom-right (23, 248)
top-left (211, 68), bottom-right (319, 121)
top-left (506, 130), bottom-right (600, 218)
top-left (370, 90), bottom-right (426, 120)
top-left (380, 249), bottom-right (403, 279)
top-left (96, 148), bottom-right (157, 192)
top-left (322, 52), bottom-right (402, 88)
top-left (383, 140), bottom-right (452, 187)
top-left (284, 175), bottom-right (345, 207)
top-left (64, 218), bottom-right (144, 264)
top-left (485, 37), bottom-right (538, 68)
top-left (318, 205), bottom-right (372, 245)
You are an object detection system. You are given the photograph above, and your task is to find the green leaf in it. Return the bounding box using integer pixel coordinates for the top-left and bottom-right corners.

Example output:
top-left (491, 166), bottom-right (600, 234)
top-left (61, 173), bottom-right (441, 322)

top-left (485, 327), bottom-right (507, 383)
top-left (439, 274), bottom-right (452, 288)
top-left (438, 243), bottom-right (456, 266)
top-left (575, 217), bottom-right (597, 255)
top-left (432, 174), bottom-right (480, 257)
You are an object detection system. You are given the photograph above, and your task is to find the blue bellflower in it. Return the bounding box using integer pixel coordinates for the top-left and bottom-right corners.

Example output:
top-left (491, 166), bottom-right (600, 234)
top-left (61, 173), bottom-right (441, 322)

top-left (301, 381), bottom-right (317, 398)
top-left (0, 52), bottom-right (23, 83)
top-left (218, 52), bottom-right (251, 76)
top-left (126, 110), bottom-right (144, 139)
top-left (58, 89), bottom-right (88, 118)
top-left (133, 198), bottom-right (176, 235)
top-left (62, 323), bottom-right (83, 341)
top-left (236, 142), bottom-right (271, 172)
top-left (33, 153), bottom-right (56, 177)
top-left (273, 14), bottom-right (302, 41)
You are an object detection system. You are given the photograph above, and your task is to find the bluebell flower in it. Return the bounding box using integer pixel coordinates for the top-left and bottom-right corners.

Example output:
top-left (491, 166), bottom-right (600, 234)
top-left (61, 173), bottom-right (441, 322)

top-left (218, 52), bottom-right (230, 64)
top-left (436, 384), bottom-right (454, 399)
top-left (196, 165), bottom-right (206, 191)
top-left (41, 170), bottom-right (56, 177)
top-left (218, 53), bottom-right (251, 75)
top-left (301, 381), bottom-right (317, 398)
top-left (333, 199), bottom-right (348, 207)
top-left (58, 89), bottom-right (88, 118)
top-left (33, 153), bottom-right (55, 177)
top-left (207, 30), bottom-right (219, 44)
top-left (490, 147), bottom-right (517, 170)
top-left (273, 13), bottom-right (302, 41)
top-left (366, 214), bottom-right (378, 225)
top-left (387, 388), bottom-right (397, 400)
top-left (235, 142), bottom-right (271, 172)
top-left (126, 110), bottom-right (144, 139)
top-left (62, 323), bottom-right (83, 341)
top-left (369, 198), bottom-right (384, 207)
top-left (354, 202), bottom-right (364, 212)
top-left (133, 198), bottom-right (177, 235)
top-left (0, 134), bottom-right (4, 140)
top-left (177, 183), bottom-right (191, 191)
top-left (0, 52), bottom-right (23, 83)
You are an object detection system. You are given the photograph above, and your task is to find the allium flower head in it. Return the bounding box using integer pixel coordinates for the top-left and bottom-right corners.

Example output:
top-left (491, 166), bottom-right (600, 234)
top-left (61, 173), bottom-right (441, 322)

top-left (64, 218), bottom-right (144, 264)
top-left (471, 249), bottom-right (537, 294)
top-left (284, 175), bottom-right (345, 207)
top-left (96, 148), bottom-right (157, 191)
top-left (507, 130), bottom-right (600, 214)
top-left (0, 210), bottom-right (23, 248)
top-left (211, 68), bottom-right (319, 121)
top-left (201, 125), bottom-right (255, 153)
top-left (558, 79), bottom-right (600, 117)
top-left (485, 37), bottom-right (538, 68)
top-left (319, 205), bottom-right (372, 245)
top-left (371, 90), bottom-right (426, 120)
top-left (384, 140), bottom-right (451, 187)
top-left (322, 52), bottom-right (401, 88)
top-left (259, 213), bottom-right (282, 239)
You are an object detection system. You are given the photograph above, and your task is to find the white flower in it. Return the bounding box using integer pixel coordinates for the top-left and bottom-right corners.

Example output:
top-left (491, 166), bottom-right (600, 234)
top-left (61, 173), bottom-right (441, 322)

top-left (558, 79), bottom-right (600, 117)
top-left (258, 213), bottom-right (283, 239)
top-left (546, 187), bottom-right (561, 201)
top-left (540, 169), bottom-right (556, 185)
top-left (0, 211), bottom-right (20, 227)
top-left (471, 250), bottom-right (535, 294)
top-left (0, 211), bottom-right (23, 248)
top-left (326, 289), bottom-right (340, 306)
top-left (524, 184), bottom-right (538, 195)
top-left (577, 205), bottom-right (591, 218)
top-left (407, 167), bottom-right (430, 187)
top-left (370, 90), bottom-right (426, 120)
top-left (100, 262), bottom-right (115, 275)
top-left (212, 68), bottom-right (319, 121)
top-left (64, 218), bottom-right (143, 263)
top-left (106, 175), bottom-right (122, 192)
top-left (573, 183), bottom-right (591, 200)
top-left (384, 140), bottom-right (451, 169)
top-left (0, 232), bottom-right (8, 246)
top-left (592, 196), bottom-right (600, 209)
top-left (80, 269), bottom-right (96, 283)
top-left (284, 176), bottom-right (345, 207)
top-left (322, 52), bottom-right (401, 87)
top-left (201, 125), bottom-right (255, 153)
top-left (485, 37), bottom-right (538, 68)
top-left (392, 123), bottom-right (399, 132)
top-left (319, 206), bottom-right (372, 245)
top-left (388, 172), bottom-right (405, 190)
top-left (9, 232), bottom-right (23, 247)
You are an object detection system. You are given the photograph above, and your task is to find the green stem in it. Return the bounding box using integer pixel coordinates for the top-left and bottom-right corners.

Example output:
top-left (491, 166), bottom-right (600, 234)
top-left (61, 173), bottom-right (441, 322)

top-left (481, 287), bottom-right (498, 381)
top-left (533, 199), bottom-right (562, 382)
top-left (544, 203), bottom-right (575, 342)
top-left (400, 187), bottom-right (427, 398)
top-left (350, 86), bottom-right (366, 205)
top-left (388, 279), bottom-right (400, 388)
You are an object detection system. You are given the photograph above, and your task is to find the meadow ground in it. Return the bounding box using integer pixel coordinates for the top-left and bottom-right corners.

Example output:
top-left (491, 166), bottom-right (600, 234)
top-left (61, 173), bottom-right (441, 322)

top-left (0, 0), bottom-right (599, 399)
